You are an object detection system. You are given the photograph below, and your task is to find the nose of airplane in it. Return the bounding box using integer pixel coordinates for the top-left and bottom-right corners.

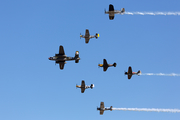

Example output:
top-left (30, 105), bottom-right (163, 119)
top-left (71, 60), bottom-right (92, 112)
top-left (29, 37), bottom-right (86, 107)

top-left (48, 57), bottom-right (52, 60)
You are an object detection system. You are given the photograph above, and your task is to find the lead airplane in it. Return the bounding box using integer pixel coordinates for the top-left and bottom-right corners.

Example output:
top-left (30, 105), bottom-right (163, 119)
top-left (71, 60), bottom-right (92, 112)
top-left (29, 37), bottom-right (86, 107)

top-left (80, 29), bottom-right (99, 43)
top-left (105, 4), bottom-right (125, 20)
top-left (97, 102), bottom-right (112, 115)
top-left (124, 66), bottom-right (141, 79)
top-left (98, 59), bottom-right (117, 71)
top-left (76, 80), bottom-right (94, 93)
top-left (48, 45), bottom-right (80, 70)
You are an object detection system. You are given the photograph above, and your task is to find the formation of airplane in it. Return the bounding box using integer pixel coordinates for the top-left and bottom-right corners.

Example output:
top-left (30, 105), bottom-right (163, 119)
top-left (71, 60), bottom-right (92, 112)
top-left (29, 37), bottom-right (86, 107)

top-left (80, 29), bottom-right (99, 43)
top-left (125, 66), bottom-right (141, 79)
top-left (97, 102), bottom-right (113, 115)
top-left (47, 4), bottom-right (144, 116)
top-left (76, 80), bottom-right (94, 93)
top-left (105, 4), bottom-right (125, 20)
top-left (48, 45), bottom-right (80, 70)
top-left (98, 59), bottom-right (117, 71)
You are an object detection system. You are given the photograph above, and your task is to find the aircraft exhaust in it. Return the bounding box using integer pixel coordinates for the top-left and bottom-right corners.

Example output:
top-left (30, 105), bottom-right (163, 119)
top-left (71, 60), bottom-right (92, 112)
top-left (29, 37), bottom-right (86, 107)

top-left (112, 108), bottom-right (180, 113)
top-left (124, 12), bottom-right (180, 16)
top-left (140, 73), bottom-right (180, 76)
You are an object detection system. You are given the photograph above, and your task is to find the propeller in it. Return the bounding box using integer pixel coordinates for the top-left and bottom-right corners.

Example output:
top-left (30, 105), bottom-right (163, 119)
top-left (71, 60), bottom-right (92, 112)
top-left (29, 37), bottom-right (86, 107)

top-left (104, 9), bottom-right (106, 13)
top-left (80, 33), bottom-right (81, 39)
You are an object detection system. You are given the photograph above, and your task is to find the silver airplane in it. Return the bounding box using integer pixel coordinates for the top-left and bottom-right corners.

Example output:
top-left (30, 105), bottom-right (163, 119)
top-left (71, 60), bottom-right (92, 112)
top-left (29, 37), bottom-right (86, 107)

top-left (98, 59), bottom-right (117, 71)
top-left (97, 102), bottom-right (113, 115)
top-left (105, 4), bottom-right (125, 20)
top-left (76, 80), bottom-right (94, 93)
top-left (80, 29), bottom-right (99, 43)
top-left (48, 45), bottom-right (80, 70)
top-left (124, 66), bottom-right (141, 79)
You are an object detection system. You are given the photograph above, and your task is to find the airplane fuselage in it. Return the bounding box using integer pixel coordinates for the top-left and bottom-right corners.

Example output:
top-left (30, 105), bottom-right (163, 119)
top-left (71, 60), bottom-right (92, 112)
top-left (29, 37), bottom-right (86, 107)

top-left (76, 85), bottom-right (90, 89)
top-left (98, 64), bottom-right (113, 67)
top-left (105, 10), bottom-right (122, 15)
top-left (49, 56), bottom-right (80, 62)
top-left (125, 72), bottom-right (138, 75)
top-left (97, 108), bottom-right (112, 111)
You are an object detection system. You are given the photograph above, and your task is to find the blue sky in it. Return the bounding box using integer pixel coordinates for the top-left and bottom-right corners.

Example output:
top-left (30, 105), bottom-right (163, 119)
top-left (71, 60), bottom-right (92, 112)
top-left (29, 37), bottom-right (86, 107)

top-left (0, 0), bottom-right (180, 120)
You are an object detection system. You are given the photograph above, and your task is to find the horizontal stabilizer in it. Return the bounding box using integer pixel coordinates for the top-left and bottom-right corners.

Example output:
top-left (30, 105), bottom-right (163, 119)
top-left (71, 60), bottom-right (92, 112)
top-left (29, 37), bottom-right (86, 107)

top-left (121, 8), bottom-right (125, 13)
top-left (91, 84), bottom-right (94, 89)
top-left (110, 106), bottom-right (113, 111)
top-left (95, 33), bottom-right (99, 39)
top-left (137, 70), bottom-right (141, 75)
top-left (113, 63), bottom-right (117, 67)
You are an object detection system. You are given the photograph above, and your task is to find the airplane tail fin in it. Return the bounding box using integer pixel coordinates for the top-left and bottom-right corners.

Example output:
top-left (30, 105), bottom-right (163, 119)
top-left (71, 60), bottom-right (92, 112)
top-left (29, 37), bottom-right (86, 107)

top-left (90, 84), bottom-right (94, 89)
top-left (113, 63), bottom-right (117, 67)
top-left (110, 106), bottom-right (113, 111)
top-left (137, 70), bottom-right (141, 76)
top-left (95, 33), bottom-right (99, 39)
top-left (121, 8), bottom-right (125, 13)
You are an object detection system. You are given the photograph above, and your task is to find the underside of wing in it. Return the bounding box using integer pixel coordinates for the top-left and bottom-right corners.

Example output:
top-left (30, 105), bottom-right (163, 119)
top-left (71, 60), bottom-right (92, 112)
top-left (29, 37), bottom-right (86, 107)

top-left (59, 62), bottom-right (65, 70)
top-left (103, 59), bottom-right (108, 71)
top-left (128, 66), bottom-right (132, 74)
top-left (81, 88), bottom-right (85, 93)
top-left (59, 45), bottom-right (65, 55)
top-left (100, 110), bottom-right (104, 115)
top-left (109, 4), bottom-right (114, 11)
top-left (109, 15), bottom-right (114, 20)
top-left (103, 67), bottom-right (108, 72)
top-left (100, 102), bottom-right (104, 109)
top-left (85, 29), bottom-right (90, 36)
top-left (128, 74), bottom-right (132, 79)
top-left (81, 80), bottom-right (85, 88)
top-left (85, 38), bottom-right (90, 43)
top-left (103, 59), bottom-right (108, 66)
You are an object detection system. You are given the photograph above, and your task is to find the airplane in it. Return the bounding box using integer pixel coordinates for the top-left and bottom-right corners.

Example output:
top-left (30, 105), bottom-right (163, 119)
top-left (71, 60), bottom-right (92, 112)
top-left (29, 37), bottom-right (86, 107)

top-left (48, 45), bottom-right (80, 70)
top-left (76, 80), bottom-right (94, 93)
top-left (105, 4), bottom-right (125, 20)
top-left (80, 29), bottom-right (99, 43)
top-left (124, 66), bottom-right (141, 79)
top-left (98, 59), bottom-right (117, 71)
top-left (97, 102), bottom-right (112, 115)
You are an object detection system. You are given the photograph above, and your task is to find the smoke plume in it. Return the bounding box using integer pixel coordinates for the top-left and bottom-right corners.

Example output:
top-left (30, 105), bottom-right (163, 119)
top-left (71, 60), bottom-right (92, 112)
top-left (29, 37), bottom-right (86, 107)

top-left (125, 12), bottom-right (180, 15)
top-left (112, 108), bottom-right (180, 113)
top-left (140, 73), bottom-right (180, 76)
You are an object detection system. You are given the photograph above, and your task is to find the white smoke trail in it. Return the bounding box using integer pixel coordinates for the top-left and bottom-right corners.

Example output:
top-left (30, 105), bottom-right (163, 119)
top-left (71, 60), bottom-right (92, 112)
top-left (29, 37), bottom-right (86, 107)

top-left (112, 108), bottom-right (180, 113)
top-left (125, 12), bottom-right (180, 15)
top-left (140, 73), bottom-right (180, 76)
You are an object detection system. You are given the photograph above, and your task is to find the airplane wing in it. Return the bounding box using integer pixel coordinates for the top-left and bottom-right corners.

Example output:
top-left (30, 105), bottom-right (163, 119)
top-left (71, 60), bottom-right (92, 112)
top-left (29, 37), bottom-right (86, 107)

top-left (128, 75), bottom-right (132, 79)
top-left (59, 62), bottom-right (65, 70)
top-left (100, 102), bottom-right (104, 109)
top-left (103, 67), bottom-right (108, 72)
top-left (81, 80), bottom-right (85, 93)
top-left (85, 29), bottom-right (90, 37)
top-left (103, 59), bottom-right (108, 71)
top-left (128, 66), bottom-right (132, 74)
top-left (103, 59), bottom-right (108, 66)
top-left (128, 66), bottom-right (132, 79)
top-left (85, 38), bottom-right (90, 43)
top-left (59, 45), bottom-right (65, 55)
top-left (109, 4), bottom-right (114, 11)
top-left (100, 110), bottom-right (104, 115)
top-left (100, 102), bottom-right (104, 115)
